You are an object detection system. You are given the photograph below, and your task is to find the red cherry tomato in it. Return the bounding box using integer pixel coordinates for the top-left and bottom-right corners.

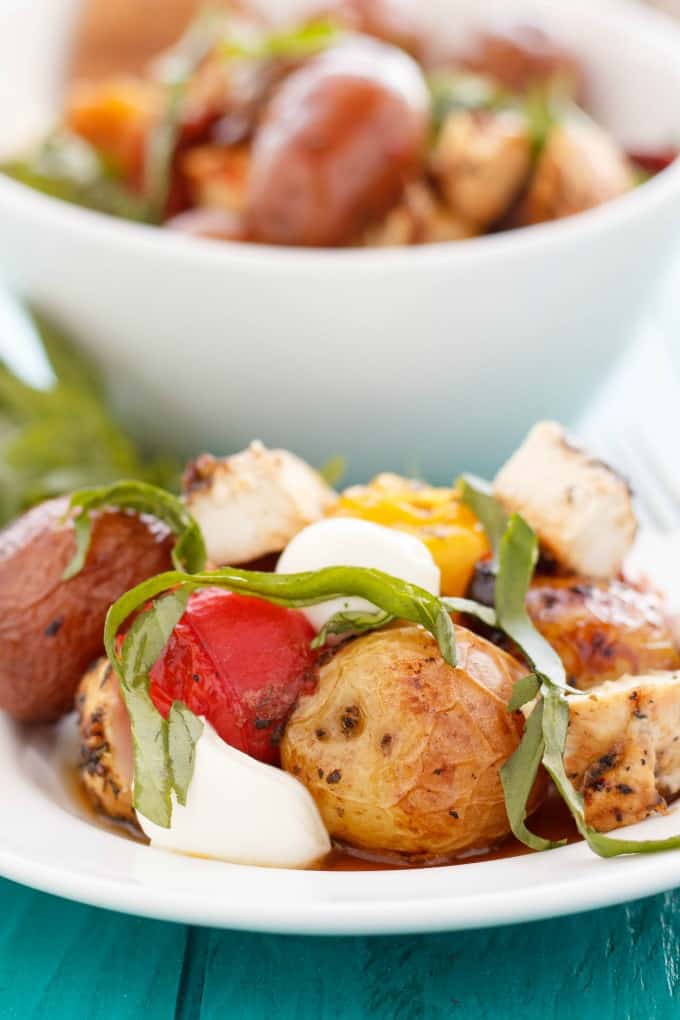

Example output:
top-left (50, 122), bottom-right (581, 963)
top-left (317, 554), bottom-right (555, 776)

top-left (149, 589), bottom-right (318, 764)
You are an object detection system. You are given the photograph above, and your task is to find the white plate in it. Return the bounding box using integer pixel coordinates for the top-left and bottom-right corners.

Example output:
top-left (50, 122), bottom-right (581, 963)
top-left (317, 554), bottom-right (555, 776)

top-left (1, 530), bottom-right (680, 936)
top-left (2, 712), bottom-right (680, 935)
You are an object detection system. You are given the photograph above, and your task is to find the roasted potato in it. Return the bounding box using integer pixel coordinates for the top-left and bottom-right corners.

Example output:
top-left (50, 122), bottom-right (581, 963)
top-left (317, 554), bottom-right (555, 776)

top-left (527, 576), bottom-right (680, 690)
top-left (0, 496), bottom-right (173, 722)
top-left (245, 37), bottom-right (429, 246)
top-left (282, 624), bottom-right (541, 859)
top-left (76, 657), bottom-right (136, 825)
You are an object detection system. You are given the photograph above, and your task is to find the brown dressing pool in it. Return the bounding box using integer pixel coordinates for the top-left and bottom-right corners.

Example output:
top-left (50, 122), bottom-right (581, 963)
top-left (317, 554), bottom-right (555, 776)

top-left (67, 764), bottom-right (580, 869)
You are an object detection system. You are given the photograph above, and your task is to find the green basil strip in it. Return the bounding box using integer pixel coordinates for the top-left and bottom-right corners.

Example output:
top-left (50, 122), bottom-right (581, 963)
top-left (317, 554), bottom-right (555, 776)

top-left (507, 673), bottom-right (541, 713)
top-left (105, 564), bottom-right (456, 667)
top-left (145, 9), bottom-right (229, 219)
top-left (219, 17), bottom-right (341, 61)
top-left (311, 609), bottom-right (395, 649)
top-left (441, 596), bottom-right (498, 629)
top-left (500, 699), bottom-right (562, 852)
top-left (496, 514), bottom-right (578, 693)
top-left (168, 702), bottom-right (204, 807)
top-left (112, 589), bottom-right (191, 826)
top-left (62, 480), bottom-right (207, 580)
top-left (457, 474), bottom-right (508, 558)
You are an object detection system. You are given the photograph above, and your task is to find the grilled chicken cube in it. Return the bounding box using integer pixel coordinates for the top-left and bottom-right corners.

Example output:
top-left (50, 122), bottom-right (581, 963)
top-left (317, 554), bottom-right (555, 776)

top-left (493, 421), bottom-right (637, 579)
top-left (76, 658), bottom-right (135, 826)
top-left (566, 671), bottom-right (680, 832)
top-left (527, 576), bottom-right (680, 690)
top-left (430, 109), bottom-right (533, 229)
top-left (363, 181), bottom-right (477, 246)
top-left (518, 117), bottom-right (634, 225)
top-left (182, 441), bottom-right (338, 566)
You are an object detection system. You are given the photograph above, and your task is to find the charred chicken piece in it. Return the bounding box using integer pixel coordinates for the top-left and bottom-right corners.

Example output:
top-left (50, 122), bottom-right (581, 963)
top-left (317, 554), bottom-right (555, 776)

top-left (517, 118), bottom-right (634, 225)
top-left (494, 421), bottom-right (637, 580)
top-left (430, 109), bottom-right (533, 229)
top-left (566, 671), bottom-right (680, 832)
top-left (363, 181), bottom-right (477, 246)
top-left (182, 441), bottom-right (337, 566)
top-left (76, 658), bottom-right (136, 826)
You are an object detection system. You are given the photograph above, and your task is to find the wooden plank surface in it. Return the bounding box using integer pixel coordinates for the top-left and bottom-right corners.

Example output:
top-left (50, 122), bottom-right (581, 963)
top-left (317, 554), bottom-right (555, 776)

top-left (2, 877), bottom-right (680, 1019)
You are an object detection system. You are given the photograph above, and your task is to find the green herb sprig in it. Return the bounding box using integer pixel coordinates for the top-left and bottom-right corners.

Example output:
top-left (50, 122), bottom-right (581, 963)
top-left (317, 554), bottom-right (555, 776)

top-left (0, 314), bottom-right (178, 526)
top-left (1, 133), bottom-right (153, 222)
top-left (63, 480), bottom-right (207, 580)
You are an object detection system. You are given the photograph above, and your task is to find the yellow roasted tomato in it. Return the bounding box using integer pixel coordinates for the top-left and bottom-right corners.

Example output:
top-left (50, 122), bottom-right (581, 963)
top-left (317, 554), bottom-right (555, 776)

top-left (332, 473), bottom-right (489, 596)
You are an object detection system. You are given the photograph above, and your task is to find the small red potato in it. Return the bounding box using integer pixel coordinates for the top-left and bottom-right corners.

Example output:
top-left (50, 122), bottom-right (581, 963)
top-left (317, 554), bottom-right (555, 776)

top-left (0, 497), bottom-right (174, 722)
top-left (245, 36), bottom-right (429, 246)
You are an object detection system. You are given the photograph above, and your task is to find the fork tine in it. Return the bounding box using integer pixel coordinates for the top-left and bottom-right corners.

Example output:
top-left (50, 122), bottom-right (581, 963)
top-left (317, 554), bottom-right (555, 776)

top-left (608, 430), bottom-right (680, 533)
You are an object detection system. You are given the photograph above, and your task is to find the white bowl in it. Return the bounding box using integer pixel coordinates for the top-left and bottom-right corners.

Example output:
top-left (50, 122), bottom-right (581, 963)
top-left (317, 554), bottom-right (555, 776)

top-left (1, 0), bottom-right (680, 480)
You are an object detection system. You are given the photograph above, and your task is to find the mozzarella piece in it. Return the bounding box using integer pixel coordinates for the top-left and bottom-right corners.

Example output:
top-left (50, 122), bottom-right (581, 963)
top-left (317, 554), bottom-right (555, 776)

top-left (138, 722), bottom-right (331, 868)
top-left (276, 517), bottom-right (440, 631)
top-left (493, 421), bottom-right (637, 579)
top-left (182, 441), bottom-right (337, 566)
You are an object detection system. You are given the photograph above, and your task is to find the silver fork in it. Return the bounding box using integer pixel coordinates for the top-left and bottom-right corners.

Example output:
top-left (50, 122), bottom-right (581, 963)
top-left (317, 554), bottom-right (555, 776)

top-left (601, 429), bottom-right (680, 533)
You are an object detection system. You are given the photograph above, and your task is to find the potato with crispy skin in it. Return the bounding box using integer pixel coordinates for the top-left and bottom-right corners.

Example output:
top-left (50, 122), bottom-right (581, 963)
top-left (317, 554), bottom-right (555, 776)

top-left (0, 497), bottom-right (173, 722)
top-left (76, 658), bottom-right (136, 825)
top-left (282, 624), bottom-right (540, 860)
top-left (527, 576), bottom-right (680, 691)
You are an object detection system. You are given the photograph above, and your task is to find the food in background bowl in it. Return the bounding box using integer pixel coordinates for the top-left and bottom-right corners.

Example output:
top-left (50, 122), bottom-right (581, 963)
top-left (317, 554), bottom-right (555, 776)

top-left (4, 421), bottom-right (680, 869)
top-left (2, 3), bottom-right (667, 248)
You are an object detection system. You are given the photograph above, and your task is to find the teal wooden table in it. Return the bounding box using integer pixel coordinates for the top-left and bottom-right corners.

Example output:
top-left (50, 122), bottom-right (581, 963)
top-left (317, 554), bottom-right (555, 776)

top-left (2, 876), bottom-right (679, 1019)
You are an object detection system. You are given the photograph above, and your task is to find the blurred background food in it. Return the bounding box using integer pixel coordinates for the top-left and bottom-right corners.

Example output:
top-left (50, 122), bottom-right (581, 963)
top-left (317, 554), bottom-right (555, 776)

top-left (4, 0), bottom-right (658, 247)
top-left (0, 308), bottom-right (178, 525)
top-left (1, 0), bottom-right (679, 486)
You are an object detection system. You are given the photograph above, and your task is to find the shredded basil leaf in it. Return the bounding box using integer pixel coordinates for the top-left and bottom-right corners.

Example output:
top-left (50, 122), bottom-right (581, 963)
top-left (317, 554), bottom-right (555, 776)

top-left (1, 133), bottom-right (153, 222)
top-left (457, 474), bottom-right (508, 559)
top-left (500, 700), bottom-right (561, 852)
top-left (507, 672), bottom-right (541, 713)
top-left (113, 589), bottom-right (191, 826)
top-left (219, 17), bottom-right (341, 61)
top-left (318, 455), bottom-right (346, 487)
top-left (428, 71), bottom-right (506, 133)
top-left (62, 480), bottom-right (207, 580)
top-left (495, 514), bottom-right (572, 689)
top-left (106, 564), bottom-right (456, 667)
top-left (146, 9), bottom-right (228, 219)
top-left (441, 596), bottom-right (497, 629)
top-left (311, 609), bottom-right (394, 649)
top-left (168, 702), bottom-right (204, 806)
